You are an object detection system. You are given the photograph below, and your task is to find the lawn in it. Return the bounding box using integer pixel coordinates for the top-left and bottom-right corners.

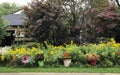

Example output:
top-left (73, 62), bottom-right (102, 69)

top-left (0, 67), bottom-right (120, 73)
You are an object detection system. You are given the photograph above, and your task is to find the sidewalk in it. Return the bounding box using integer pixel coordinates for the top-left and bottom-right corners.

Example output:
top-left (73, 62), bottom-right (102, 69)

top-left (0, 73), bottom-right (120, 75)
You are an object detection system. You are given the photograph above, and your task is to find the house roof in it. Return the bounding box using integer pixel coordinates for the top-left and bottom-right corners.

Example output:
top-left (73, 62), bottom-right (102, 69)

top-left (4, 14), bottom-right (27, 26)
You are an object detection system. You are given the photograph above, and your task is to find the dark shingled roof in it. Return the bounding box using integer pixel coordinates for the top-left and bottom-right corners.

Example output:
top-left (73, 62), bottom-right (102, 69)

top-left (4, 14), bottom-right (27, 26)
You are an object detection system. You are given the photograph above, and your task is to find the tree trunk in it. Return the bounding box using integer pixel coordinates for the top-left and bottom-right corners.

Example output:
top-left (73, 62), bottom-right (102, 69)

top-left (115, 0), bottom-right (120, 7)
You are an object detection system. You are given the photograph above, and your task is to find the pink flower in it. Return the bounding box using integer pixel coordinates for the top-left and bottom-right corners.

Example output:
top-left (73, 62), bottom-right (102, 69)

top-left (22, 56), bottom-right (31, 64)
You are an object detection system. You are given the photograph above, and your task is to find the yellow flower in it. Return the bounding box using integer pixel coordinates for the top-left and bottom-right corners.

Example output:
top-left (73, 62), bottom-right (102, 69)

top-left (113, 44), bottom-right (118, 47)
top-left (50, 50), bottom-right (54, 55)
top-left (19, 50), bottom-right (24, 55)
top-left (21, 47), bottom-right (25, 51)
top-left (90, 44), bottom-right (93, 46)
top-left (99, 43), bottom-right (105, 48)
top-left (14, 48), bottom-right (19, 51)
top-left (112, 52), bottom-right (115, 55)
top-left (37, 50), bottom-right (43, 54)
top-left (111, 38), bottom-right (116, 43)
top-left (32, 47), bottom-right (36, 51)
top-left (83, 45), bottom-right (86, 48)
top-left (12, 51), bottom-right (16, 55)
top-left (70, 40), bottom-right (73, 45)
top-left (26, 51), bottom-right (31, 55)
top-left (1, 55), bottom-right (5, 61)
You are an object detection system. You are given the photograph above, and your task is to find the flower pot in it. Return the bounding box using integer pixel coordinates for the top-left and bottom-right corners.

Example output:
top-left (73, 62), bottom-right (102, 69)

top-left (90, 60), bottom-right (97, 66)
top-left (63, 59), bottom-right (71, 67)
top-left (12, 60), bottom-right (18, 67)
top-left (38, 61), bottom-right (44, 67)
top-left (88, 58), bottom-right (97, 66)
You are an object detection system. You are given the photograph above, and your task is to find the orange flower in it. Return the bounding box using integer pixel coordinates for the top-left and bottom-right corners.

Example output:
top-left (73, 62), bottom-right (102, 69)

top-left (62, 52), bottom-right (71, 59)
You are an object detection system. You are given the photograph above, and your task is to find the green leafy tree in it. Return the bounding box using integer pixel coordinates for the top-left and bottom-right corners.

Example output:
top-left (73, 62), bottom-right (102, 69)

top-left (0, 2), bottom-right (21, 45)
top-left (0, 15), bottom-right (8, 44)
top-left (0, 2), bottom-right (21, 15)
top-left (87, 0), bottom-right (109, 10)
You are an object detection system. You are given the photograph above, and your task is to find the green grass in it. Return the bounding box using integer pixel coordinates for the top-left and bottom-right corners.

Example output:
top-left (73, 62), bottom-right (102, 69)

top-left (0, 67), bottom-right (120, 73)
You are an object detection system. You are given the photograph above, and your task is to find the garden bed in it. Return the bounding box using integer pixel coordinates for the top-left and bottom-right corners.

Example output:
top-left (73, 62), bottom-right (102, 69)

top-left (0, 38), bottom-right (120, 68)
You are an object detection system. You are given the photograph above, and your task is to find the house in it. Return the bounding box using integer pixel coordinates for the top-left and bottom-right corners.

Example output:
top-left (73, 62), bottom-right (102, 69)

top-left (4, 13), bottom-right (26, 38)
top-left (1, 11), bottom-right (32, 46)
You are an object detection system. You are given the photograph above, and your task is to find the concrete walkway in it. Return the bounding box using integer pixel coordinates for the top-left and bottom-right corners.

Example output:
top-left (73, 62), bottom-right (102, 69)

top-left (0, 73), bottom-right (120, 75)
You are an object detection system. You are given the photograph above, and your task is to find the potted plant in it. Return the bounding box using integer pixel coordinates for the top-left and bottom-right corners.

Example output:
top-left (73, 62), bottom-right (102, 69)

top-left (22, 56), bottom-right (31, 64)
top-left (35, 54), bottom-right (44, 67)
top-left (86, 53), bottom-right (100, 66)
top-left (62, 52), bottom-right (72, 67)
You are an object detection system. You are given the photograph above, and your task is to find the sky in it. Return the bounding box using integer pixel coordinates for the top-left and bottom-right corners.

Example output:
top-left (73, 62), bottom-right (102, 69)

top-left (0, 0), bottom-right (32, 6)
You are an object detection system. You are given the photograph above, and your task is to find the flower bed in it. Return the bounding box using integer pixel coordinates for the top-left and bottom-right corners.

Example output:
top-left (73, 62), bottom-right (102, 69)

top-left (0, 38), bottom-right (120, 67)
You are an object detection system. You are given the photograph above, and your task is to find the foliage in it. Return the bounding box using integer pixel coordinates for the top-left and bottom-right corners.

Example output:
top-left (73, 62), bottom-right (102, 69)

top-left (86, 53), bottom-right (100, 66)
top-left (35, 54), bottom-right (44, 61)
top-left (23, 0), bottom-right (120, 45)
top-left (0, 2), bottom-right (21, 45)
top-left (78, 4), bottom-right (120, 44)
top-left (0, 15), bottom-right (8, 44)
top-left (0, 2), bottom-right (21, 15)
top-left (0, 38), bottom-right (120, 67)
top-left (23, 0), bottom-right (69, 46)
top-left (87, 0), bottom-right (109, 11)
top-left (48, 0), bottom-right (85, 40)
top-left (48, 0), bottom-right (109, 26)
top-left (48, 0), bottom-right (112, 44)
top-left (60, 0), bottom-right (84, 27)
top-left (96, 5), bottom-right (120, 37)
top-left (86, 53), bottom-right (100, 61)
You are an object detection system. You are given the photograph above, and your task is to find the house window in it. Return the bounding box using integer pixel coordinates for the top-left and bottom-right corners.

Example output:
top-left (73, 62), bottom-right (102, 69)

top-left (15, 30), bottom-right (25, 38)
top-left (19, 32), bottom-right (25, 37)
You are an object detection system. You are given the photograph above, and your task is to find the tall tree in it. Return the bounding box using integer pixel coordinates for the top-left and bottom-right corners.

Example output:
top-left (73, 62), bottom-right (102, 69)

top-left (23, 0), bottom-right (69, 46)
top-left (87, 0), bottom-right (109, 10)
top-left (0, 15), bottom-right (8, 44)
top-left (48, 0), bottom-right (84, 26)
top-left (48, 0), bottom-right (110, 42)
top-left (0, 2), bottom-right (21, 45)
top-left (0, 2), bottom-right (21, 15)
top-left (115, 0), bottom-right (120, 7)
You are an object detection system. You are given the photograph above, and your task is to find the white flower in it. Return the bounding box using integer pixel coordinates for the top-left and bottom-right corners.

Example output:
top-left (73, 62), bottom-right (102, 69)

top-left (0, 46), bottom-right (11, 55)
